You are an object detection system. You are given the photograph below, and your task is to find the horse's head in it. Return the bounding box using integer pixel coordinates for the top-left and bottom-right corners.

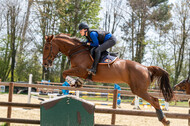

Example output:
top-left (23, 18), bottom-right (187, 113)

top-left (174, 79), bottom-right (187, 91)
top-left (43, 35), bottom-right (59, 68)
top-left (174, 75), bottom-right (190, 90)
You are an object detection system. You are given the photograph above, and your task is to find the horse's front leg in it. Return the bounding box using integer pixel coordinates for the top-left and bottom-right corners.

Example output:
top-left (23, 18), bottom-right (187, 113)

top-left (62, 67), bottom-right (87, 79)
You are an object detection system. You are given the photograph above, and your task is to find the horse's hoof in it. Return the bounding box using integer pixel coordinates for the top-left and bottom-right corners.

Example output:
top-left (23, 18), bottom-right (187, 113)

top-left (164, 120), bottom-right (170, 126)
top-left (161, 118), bottom-right (170, 126)
top-left (74, 83), bottom-right (82, 88)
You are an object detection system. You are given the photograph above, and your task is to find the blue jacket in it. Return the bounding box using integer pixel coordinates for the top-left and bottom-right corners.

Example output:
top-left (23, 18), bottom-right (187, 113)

top-left (87, 31), bottom-right (112, 47)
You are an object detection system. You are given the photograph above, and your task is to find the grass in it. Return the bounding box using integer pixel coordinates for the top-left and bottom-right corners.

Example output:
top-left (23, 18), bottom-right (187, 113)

top-left (0, 123), bottom-right (7, 126)
top-left (169, 101), bottom-right (188, 107)
top-left (82, 96), bottom-right (189, 107)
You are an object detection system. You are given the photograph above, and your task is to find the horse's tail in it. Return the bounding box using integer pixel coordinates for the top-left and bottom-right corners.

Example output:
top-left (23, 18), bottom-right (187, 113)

top-left (147, 66), bottom-right (174, 102)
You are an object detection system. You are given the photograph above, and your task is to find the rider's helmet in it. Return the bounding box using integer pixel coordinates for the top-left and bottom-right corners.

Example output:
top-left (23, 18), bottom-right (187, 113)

top-left (78, 22), bottom-right (89, 30)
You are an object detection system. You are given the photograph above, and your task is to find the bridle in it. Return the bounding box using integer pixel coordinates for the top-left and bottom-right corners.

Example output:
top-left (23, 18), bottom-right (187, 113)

top-left (43, 40), bottom-right (55, 65)
top-left (44, 38), bottom-right (89, 64)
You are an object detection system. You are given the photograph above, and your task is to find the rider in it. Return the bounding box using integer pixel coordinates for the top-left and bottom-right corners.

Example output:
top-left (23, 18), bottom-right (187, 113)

top-left (78, 22), bottom-right (116, 75)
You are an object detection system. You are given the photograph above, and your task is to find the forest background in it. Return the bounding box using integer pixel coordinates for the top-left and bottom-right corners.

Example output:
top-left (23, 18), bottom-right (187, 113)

top-left (0, 0), bottom-right (189, 88)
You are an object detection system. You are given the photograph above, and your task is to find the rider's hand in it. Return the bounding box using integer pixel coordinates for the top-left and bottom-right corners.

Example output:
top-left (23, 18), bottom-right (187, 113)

top-left (82, 42), bottom-right (90, 46)
top-left (82, 42), bottom-right (87, 46)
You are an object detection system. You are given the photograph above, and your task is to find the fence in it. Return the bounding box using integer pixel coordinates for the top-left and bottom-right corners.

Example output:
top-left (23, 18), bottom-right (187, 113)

top-left (0, 82), bottom-right (190, 125)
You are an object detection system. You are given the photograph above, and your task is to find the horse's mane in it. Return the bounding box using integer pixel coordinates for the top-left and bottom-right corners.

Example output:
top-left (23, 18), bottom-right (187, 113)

top-left (55, 33), bottom-right (81, 44)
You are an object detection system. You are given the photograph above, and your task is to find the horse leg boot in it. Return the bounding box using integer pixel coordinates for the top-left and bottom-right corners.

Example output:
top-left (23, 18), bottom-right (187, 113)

top-left (87, 50), bottom-right (101, 75)
top-left (153, 98), bottom-right (170, 125)
top-left (156, 109), bottom-right (170, 126)
top-left (136, 92), bottom-right (170, 126)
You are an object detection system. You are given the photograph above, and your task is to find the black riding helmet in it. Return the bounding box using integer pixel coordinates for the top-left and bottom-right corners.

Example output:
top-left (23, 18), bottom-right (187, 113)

top-left (78, 22), bottom-right (89, 30)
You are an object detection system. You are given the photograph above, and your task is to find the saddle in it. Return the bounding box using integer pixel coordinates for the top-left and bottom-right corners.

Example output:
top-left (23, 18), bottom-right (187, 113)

top-left (90, 47), bottom-right (118, 65)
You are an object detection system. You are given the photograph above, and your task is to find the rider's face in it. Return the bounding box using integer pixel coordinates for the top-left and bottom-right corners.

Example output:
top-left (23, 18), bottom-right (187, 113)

top-left (80, 29), bottom-right (87, 36)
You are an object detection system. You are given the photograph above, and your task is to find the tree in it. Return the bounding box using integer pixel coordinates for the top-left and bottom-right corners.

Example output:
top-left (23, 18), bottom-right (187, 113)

top-left (101, 0), bottom-right (124, 53)
top-left (168, 0), bottom-right (190, 85)
top-left (102, 0), bottom-right (123, 35)
top-left (121, 0), bottom-right (171, 63)
top-left (55, 0), bottom-right (101, 82)
top-left (33, 0), bottom-right (60, 80)
top-left (15, 0), bottom-right (34, 82)
top-left (1, 0), bottom-right (24, 82)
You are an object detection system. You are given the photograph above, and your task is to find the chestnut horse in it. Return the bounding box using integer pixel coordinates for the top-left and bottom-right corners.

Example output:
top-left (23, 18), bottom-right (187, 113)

top-left (43, 34), bottom-right (174, 125)
top-left (174, 75), bottom-right (190, 94)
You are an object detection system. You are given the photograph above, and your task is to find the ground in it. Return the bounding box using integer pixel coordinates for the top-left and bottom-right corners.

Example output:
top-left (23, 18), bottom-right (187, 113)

top-left (0, 94), bottom-right (189, 126)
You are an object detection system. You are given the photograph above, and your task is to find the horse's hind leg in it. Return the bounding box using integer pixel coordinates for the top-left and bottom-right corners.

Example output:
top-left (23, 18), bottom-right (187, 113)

top-left (137, 92), bottom-right (170, 126)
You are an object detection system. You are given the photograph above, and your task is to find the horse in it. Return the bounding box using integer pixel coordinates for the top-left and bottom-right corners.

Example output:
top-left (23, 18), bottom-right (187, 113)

top-left (174, 75), bottom-right (190, 94)
top-left (42, 33), bottom-right (174, 125)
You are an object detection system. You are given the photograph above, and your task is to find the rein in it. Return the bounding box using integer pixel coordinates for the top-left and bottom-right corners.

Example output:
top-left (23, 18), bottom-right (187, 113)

top-left (68, 45), bottom-right (89, 59)
top-left (44, 36), bottom-right (89, 62)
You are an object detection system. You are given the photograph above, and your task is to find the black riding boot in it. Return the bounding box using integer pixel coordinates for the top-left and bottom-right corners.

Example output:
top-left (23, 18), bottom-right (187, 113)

top-left (87, 51), bottom-right (101, 75)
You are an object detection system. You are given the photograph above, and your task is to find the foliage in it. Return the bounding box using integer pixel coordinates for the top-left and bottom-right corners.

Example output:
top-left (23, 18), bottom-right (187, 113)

top-left (54, 0), bottom-right (101, 82)
top-left (15, 52), bottom-right (42, 83)
top-left (121, 0), bottom-right (172, 63)
top-left (56, 0), bottom-right (101, 36)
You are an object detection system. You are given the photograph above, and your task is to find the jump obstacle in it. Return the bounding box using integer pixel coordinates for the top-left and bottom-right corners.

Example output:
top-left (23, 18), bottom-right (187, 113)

top-left (29, 75), bottom-right (115, 106)
top-left (1, 82), bottom-right (190, 126)
top-left (29, 90), bottom-right (113, 106)
top-left (133, 95), bottom-right (169, 111)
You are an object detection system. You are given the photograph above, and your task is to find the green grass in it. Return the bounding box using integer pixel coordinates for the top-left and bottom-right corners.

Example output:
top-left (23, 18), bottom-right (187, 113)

top-left (0, 122), bottom-right (8, 126)
top-left (81, 96), bottom-right (189, 107)
top-left (82, 96), bottom-right (112, 102)
top-left (169, 101), bottom-right (188, 107)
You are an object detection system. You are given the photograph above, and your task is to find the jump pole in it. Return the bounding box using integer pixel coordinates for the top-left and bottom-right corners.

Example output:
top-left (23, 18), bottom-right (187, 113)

top-left (7, 82), bottom-right (14, 126)
top-left (27, 74), bottom-right (33, 103)
top-left (111, 89), bottom-right (118, 125)
top-left (134, 95), bottom-right (140, 109)
top-left (76, 90), bottom-right (80, 98)
top-left (188, 99), bottom-right (190, 126)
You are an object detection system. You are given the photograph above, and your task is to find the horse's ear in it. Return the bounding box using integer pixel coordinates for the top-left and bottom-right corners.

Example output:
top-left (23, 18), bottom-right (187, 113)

top-left (187, 74), bottom-right (190, 82)
top-left (45, 36), bottom-right (48, 40)
top-left (50, 35), bottom-right (54, 40)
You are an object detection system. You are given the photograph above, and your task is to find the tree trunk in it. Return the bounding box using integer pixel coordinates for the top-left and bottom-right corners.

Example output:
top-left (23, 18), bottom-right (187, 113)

top-left (135, 13), bottom-right (146, 63)
top-left (19, 0), bottom-right (33, 55)
top-left (60, 56), bottom-right (66, 83)
top-left (174, 17), bottom-right (186, 85)
top-left (10, 6), bottom-right (16, 82)
top-left (131, 12), bottom-right (135, 61)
